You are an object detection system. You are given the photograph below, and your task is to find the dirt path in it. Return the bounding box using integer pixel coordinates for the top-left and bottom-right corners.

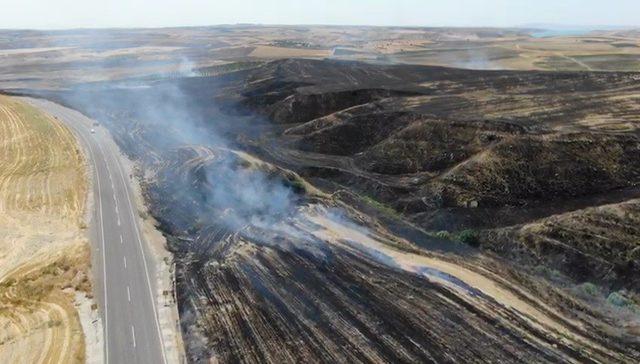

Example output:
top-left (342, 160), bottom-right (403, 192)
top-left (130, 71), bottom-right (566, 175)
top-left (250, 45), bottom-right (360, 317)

top-left (556, 52), bottom-right (595, 71)
top-left (303, 206), bottom-right (632, 363)
top-left (0, 95), bottom-right (100, 363)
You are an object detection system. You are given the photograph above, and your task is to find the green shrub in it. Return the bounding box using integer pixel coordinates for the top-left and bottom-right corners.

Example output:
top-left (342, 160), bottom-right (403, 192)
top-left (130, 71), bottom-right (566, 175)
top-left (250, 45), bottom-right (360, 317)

top-left (534, 265), bottom-right (564, 281)
top-left (457, 229), bottom-right (480, 247)
top-left (607, 291), bottom-right (632, 307)
top-left (359, 194), bottom-right (401, 218)
top-left (579, 282), bottom-right (599, 296)
top-left (286, 177), bottom-right (307, 194)
top-left (435, 230), bottom-right (451, 240)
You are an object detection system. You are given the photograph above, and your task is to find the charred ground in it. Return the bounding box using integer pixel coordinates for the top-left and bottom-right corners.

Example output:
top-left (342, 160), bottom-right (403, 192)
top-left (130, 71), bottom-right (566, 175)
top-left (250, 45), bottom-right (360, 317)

top-left (27, 58), bottom-right (640, 363)
top-left (231, 60), bottom-right (640, 292)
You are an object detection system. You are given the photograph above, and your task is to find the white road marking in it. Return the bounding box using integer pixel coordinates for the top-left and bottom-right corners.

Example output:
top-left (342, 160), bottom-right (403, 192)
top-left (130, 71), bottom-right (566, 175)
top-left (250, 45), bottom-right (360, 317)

top-left (127, 286), bottom-right (131, 302)
top-left (114, 154), bottom-right (168, 364)
top-left (45, 101), bottom-right (166, 363)
top-left (131, 325), bottom-right (136, 348)
top-left (120, 235), bottom-right (123, 244)
top-left (112, 192), bottom-right (118, 210)
top-left (123, 256), bottom-right (127, 269)
top-left (52, 106), bottom-right (116, 364)
top-left (64, 109), bottom-right (111, 364)
top-left (95, 151), bottom-right (110, 364)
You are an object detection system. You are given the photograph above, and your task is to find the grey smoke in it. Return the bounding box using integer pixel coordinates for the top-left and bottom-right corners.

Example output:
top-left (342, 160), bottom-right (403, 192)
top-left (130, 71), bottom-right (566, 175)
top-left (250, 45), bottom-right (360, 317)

top-left (202, 153), bottom-right (298, 230)
top-left (36, 29), bottom-right (365, 262)
top-left (451, 48), bottom-right (500, 70)
top-left (177, 56), bottom-right (199, 77)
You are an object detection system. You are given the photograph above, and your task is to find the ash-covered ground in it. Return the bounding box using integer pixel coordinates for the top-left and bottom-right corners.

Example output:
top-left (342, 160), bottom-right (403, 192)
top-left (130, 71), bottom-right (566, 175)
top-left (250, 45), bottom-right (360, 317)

top-left (26, 59), bottom-right (640, 363)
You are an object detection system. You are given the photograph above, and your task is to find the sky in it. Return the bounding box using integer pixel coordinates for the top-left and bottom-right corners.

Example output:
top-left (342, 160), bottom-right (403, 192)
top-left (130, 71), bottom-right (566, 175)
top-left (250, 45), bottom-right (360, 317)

top-left (1, 0), bottom-right (638, 30)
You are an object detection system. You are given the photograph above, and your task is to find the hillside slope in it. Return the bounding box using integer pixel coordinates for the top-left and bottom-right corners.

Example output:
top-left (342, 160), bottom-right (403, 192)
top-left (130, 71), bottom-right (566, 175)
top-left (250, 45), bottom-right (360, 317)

top-left (231, 60), bottom-right (640, 296)
top-left (38, 59), bottom-right (640, 362)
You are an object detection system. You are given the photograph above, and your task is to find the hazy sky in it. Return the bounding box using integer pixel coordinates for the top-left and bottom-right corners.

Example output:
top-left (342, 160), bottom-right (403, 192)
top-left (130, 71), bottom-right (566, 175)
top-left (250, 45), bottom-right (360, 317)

top-left (2, 0), bottom-right (638, 29)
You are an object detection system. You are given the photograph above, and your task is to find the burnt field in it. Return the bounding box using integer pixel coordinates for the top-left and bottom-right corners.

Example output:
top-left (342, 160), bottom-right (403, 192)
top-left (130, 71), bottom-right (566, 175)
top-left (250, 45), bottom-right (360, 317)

top-left (29, 59), bottom-right (640, 362)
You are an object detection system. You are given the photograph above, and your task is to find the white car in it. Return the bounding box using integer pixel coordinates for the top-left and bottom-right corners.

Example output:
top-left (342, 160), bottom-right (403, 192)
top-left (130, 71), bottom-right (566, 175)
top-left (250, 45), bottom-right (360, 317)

top-left (90, 128), bottom-right (96, 134)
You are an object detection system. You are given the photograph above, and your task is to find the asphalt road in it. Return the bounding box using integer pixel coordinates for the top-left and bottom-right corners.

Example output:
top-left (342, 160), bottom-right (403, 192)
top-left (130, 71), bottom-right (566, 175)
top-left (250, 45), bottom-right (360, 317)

top-left (25, 97), bottom-right (168, 364)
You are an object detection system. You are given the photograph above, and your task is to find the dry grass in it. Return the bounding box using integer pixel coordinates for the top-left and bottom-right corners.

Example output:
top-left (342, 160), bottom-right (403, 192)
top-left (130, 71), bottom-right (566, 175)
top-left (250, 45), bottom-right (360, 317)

top-left (249, 45), bottom-right (332, 58)
top-left (0, 95), bottom-right (90, 363)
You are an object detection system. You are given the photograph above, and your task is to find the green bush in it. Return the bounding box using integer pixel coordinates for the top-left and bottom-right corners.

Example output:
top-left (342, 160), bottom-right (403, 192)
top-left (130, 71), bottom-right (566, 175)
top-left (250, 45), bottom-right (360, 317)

top-left (359, 194), bottom-right (401, 218)
top-left (579, 282), bottom-right (599, 296)
top-left (286, 177), bottom-right (306, 194)
top-left (435, 230), bottom-right (451, 240)
top-left (607, 291), bottom-right (632, 307)
top-left (534, 265), bottom-right (563, 281)
top-left (457, 229), bottom-right (480, 247)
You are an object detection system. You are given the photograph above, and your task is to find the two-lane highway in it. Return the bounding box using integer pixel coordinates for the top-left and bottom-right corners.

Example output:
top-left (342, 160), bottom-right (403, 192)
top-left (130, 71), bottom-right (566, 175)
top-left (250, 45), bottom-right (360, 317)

top-left (25, 98), bottom-right (167, 364)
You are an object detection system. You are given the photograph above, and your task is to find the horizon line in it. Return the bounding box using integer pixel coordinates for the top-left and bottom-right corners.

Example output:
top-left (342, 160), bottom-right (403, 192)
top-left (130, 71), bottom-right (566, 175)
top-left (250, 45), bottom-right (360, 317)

top-left (0, 22), bottom-right (638, 32)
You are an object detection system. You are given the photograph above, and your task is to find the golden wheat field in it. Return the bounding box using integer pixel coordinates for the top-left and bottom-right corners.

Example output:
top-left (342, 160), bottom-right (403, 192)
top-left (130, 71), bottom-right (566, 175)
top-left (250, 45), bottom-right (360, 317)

top-left (0, 95), bottom-right (91, 363)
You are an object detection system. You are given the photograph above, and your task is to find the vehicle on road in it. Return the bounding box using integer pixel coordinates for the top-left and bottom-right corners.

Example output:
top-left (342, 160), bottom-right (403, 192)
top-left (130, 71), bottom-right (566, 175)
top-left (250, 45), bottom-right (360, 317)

top-left (29, 98), bottom-right (168, 364)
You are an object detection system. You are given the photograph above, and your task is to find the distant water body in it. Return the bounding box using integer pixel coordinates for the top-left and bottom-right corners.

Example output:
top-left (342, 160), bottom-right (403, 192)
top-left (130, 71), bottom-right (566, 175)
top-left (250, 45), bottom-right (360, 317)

top-left (531, 29), bottom-right (593, 38)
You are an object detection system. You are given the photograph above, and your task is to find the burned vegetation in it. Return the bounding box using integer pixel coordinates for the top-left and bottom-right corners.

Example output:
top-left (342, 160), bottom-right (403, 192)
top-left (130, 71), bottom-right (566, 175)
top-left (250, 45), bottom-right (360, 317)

top-left (233, 60), bottom-right (640, 295)
top-left (40, 59), bottom-right (640, 363)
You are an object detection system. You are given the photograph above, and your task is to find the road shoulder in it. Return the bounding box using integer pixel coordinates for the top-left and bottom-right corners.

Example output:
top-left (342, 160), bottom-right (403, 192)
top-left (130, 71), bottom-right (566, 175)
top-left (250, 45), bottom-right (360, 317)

top-left (118, 155), bottom-right (185, 364)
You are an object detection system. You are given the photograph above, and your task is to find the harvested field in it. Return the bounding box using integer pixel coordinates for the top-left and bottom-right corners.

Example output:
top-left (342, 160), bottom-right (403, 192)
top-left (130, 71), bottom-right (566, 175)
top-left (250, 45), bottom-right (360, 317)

top-left (0, 95), bottom-right (93, 363)
top-left (249, 45), bottom-right (332, 59)
top-left (3, 26), bottom-right (640, 90)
